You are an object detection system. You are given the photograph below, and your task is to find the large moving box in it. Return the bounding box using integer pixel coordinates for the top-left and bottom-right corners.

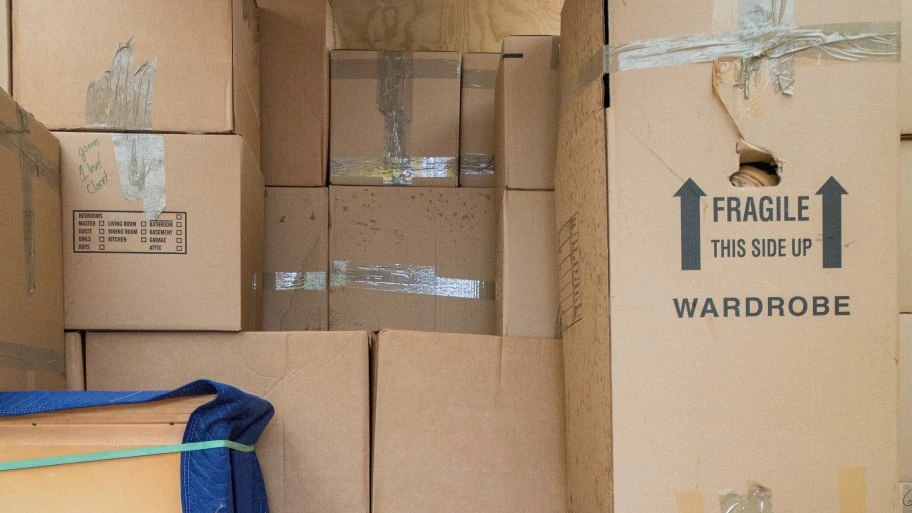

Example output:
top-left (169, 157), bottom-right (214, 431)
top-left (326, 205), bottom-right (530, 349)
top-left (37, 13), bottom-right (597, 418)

top-left (0, 90), bottom-right (64, 391)
top-left (58, 132), bottom-right (264, 331)
top-left (557, 0), bottom-right (900, 511)
top-left (497, 190), bottom-right (559, 338)
top-left (329, 50), bottom-right (460, 187)
top-left (86, 331), bottom-right (370, 513)
top-left (460, 53), bottom-right (499, 188)
top-left (329, 186), bottom-right (496, 334)
top-left (12, 0), bottom-right (260, 159)
top-left (259, 0), bottom-right (332, 186)
top-left (496, 36), bottom-right (559, 191)
top-left (371, 330), bottom-right (566, 513)
top-left (264, 187), bottom-right (329, 331)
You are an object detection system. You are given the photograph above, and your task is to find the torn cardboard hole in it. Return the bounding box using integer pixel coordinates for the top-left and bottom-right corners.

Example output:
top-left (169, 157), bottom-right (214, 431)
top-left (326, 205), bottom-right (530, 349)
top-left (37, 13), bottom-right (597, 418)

top-left (730, 140), bottom-right (781, 187)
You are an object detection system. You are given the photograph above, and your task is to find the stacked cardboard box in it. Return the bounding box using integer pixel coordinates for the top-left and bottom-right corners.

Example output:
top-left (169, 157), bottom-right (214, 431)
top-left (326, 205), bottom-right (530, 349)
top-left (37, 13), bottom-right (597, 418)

top-left (557, 0), bottom-right (899, 511)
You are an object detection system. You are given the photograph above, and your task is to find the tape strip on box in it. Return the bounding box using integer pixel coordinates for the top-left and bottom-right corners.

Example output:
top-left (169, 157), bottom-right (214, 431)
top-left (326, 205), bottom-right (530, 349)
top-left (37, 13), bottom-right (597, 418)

top-left (330, 261), bottom-right (494, 300)
top-left (0, 340), bottom-right (65, 374)
top-left (265, 271), bottom-right (328, 292)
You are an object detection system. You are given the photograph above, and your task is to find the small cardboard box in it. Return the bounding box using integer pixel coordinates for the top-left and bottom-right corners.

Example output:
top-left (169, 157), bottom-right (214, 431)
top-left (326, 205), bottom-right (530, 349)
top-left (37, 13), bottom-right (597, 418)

top-left (371, 330), bottom-right (567, 513)
top-left (0, 90), bottom-right (64, 391)
top-left (259, 0), bottom-right (332, 186)
top-left (0, 395), bottom-right (210, 512)
top-left (86, 331), bottom-right (370, 513)
top-left (497, 190), bottom-right (560, 338)
top-left (329, 186), bottom-right (495, 334)
top-left (329, 50), bottom-right (460, 186)
top-left (460, 53), bottom-right (499, 188)
top-left (58, 132), bottom-right (264, 331)
top-left (496, 36), bottom-right (559, 191)
top-left (12, 0), bottom-right (260, 159)
top-left (557, 0), bottom-right (900, 510)
top-left (264, 187), bottom-right (328, 331)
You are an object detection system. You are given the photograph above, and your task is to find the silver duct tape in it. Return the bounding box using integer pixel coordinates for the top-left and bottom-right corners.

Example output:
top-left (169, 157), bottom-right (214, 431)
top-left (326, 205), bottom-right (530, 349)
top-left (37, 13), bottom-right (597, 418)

top-left (0, 106), bottom-right (60, 296)
top-left (0, 340), bottom-right (65, 374)
top-left (265, 271), bottom-right (328, 291)
top-left (565, 15), bottom-right (899, 105)
top-left (113, 133), bottom-right (166, 220)
top-left (462, 68), bottom-right (497, 89)
top-left (330, 156), bottom-right (457, 185)
top-left (720, 482), bottom-right (772, 513)
top-left (330, 261), bottom-right (495, 300)
top-left (459, 153), bottom-right (495, 176)
top-left (86, 38), bottom-right (157, 130)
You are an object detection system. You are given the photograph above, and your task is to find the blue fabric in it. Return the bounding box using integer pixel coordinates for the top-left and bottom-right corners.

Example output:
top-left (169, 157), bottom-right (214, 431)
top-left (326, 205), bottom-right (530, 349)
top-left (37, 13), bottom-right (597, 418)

top-left (0, 379), bottom-right (274, 513)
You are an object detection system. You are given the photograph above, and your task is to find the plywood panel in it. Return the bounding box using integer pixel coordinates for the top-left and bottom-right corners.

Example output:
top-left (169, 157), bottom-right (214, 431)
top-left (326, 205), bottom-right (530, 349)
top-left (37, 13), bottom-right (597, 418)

top-left (329, 0), bottom-right (562, 52)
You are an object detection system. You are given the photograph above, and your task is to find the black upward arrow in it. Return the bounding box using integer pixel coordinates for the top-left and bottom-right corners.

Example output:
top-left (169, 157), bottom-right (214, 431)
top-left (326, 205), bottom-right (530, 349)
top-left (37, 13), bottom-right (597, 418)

top-left (816, 176), bottom-right (848, 269)
top-left (674, 178), bottom-right (706, 271)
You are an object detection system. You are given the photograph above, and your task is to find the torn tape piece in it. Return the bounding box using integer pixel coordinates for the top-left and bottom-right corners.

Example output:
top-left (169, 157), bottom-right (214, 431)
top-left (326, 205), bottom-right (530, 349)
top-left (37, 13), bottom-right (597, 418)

top-left (462, 68), bottom-right (497, 89)
top-left (377, 51), bottom-right (414, 161)
top-left (86, 38), bottom-right (157, 130)
top-left (265, 271), bottom-right (328, 291)
top-left (330, 156), bottom-right (457, 185)
top-left (0, 106), bottom-right (60, 296)
top-left (719, 482), bottom-right (772, 513)
top-left (330, 261), bottom-right (494, 300)
top-left (0, 340), bottom-right (65, 374)
top-left (460, 153), bottom-right (495, 176)
top-left (113, 133), bottom-right (166, 220)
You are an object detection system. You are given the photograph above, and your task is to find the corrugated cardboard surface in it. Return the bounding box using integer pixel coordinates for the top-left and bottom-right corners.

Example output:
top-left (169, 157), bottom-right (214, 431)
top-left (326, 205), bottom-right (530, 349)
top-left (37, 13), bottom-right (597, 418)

top-left (64, 332), bottom-right (84, 391)
top-left (460, 52), bottom-right (498, 188)
top-left (903, 0), bottom-right (912, 134)
top-left (58, 132), bottom-right (264, 331)
top-left (264, 187), bottom-right (328, 330)
top-left (0, 398), bottom-right (201, 512)
top-left (557, 0), bottom-right (899, 511)
top-left (0, 90), bottom-right (64, 392)
top-left (0, 0), bottom-right (8, 93)
top-left (329, 186), bottom-right (496, 334)
top-left (86, 331), bottom-right (370, 513)
top-left (12, 0), bottom-right (259, 151)
top-left (371, 330), bottom-right (566, 513)
top-left (902, 315), bottom-right (912, 481)
top-left (902, 141), bottom-right (911, 312)
top-left (329, 50), bottom-right (460, 186)
top-left (259, 0), bottom-right (331, 186)
top-left (497, 190), bottom-right (559, 338)
top-left (496, 36), bottom-right (559, 191)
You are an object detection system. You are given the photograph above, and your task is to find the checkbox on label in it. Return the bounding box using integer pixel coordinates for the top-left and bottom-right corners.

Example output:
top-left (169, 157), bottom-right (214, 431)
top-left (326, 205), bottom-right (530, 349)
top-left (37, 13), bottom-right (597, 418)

top-left (141, 229), bottom-right (147, 235)
top-left (177, 222), bottom-right (183, 228)
top-left (99, 237), bottom-right (105, 242)
top-left (177, 230), bottom-right (183, 235)
top-left (177, 246), bottom-right (183, 252)
top-left (99, 229), bottom-right (105, 234)
top-left (177, 214), bottom-right (183, 220)
top-left (177, 238), bottom-right (183, 244)
top-left (99, 221), bottom-right (104, 226)
top-left (141, 237), bottom-right (147, 243)
top-left (141, 221), bottom-right (147, 227)
top-left (99, 245), bottom-right (105, 251)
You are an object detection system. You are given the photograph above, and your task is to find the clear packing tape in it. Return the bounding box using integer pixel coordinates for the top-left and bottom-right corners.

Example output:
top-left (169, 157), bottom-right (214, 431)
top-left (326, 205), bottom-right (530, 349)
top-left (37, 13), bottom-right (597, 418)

top-left (265, 271), bottom-right (328, 292)
top-left (330, 261), bottom-right (494, 300)
top-left (331, 51), bottom-right (461, 184)
top-left (459, 153), bottom-right (495, 177)
top-left (720, 483), bottom-right (772, 513)
top-left (566, 0), bottom-right (899, 104)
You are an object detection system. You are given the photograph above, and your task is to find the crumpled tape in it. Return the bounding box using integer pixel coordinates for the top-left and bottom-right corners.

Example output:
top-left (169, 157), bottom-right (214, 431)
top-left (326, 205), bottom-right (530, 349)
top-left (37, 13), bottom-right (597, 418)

top-left (0, 105), bottom-right (60, 296)
top-left (330, 261), bottom-right (494, 299)
top-left (86, 38), bottom-right (157, 130)
top-left (719, 482), bottom-right (772, 513)
top-left (112, 133), bottom-right (166, 220)
top-left (0, 340), bottom-right (65, 374)
top-left (265, 271), bottom-right (327, 291)
top-left (459, 153), bottom-right (495, 176)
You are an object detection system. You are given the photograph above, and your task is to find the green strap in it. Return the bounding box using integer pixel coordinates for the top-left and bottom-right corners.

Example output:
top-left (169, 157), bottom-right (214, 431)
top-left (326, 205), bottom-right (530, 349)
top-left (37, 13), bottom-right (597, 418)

top-left (0, 440), bottom-right (254, 472)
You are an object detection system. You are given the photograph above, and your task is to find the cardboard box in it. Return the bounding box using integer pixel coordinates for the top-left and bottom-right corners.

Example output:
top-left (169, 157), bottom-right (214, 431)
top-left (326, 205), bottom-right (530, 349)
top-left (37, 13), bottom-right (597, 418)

top-left (903, 0), bottom-right (912, 134)
top-left (497, 190), bottom-right (559, 338)
top-left (557, 0), bottom-right (899, 511)
top-left (329, 50), bottom-right (460, 187)
top-left (902, 315), bottom-right (912, 481)
top-left (259, 0), bottom-right (332, 186)
top-left (371, 330), bottom-right (566, 513)
top-left (329, 186), bottom-right (495, 334)
top-left (0, 0), bottom-right (8, 93)
top-left (58, 132), bottom-right (264, 331)
top-left (0, 395), bottom-right (209, 512)
top-left (12, 0), bottom-right (260, 160)
top-left (0, 90), bottom-right (64, 392)
top-left (495, 36), bottom-right (559, 191)
top-left (902, 141), bottom-right (912, 312)
top-left (264, 187), bottom-right (328, 331)
top-left (460, 53), bottom-right (499, 188)
top-left (86, 331), bottom-right (370, 513)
